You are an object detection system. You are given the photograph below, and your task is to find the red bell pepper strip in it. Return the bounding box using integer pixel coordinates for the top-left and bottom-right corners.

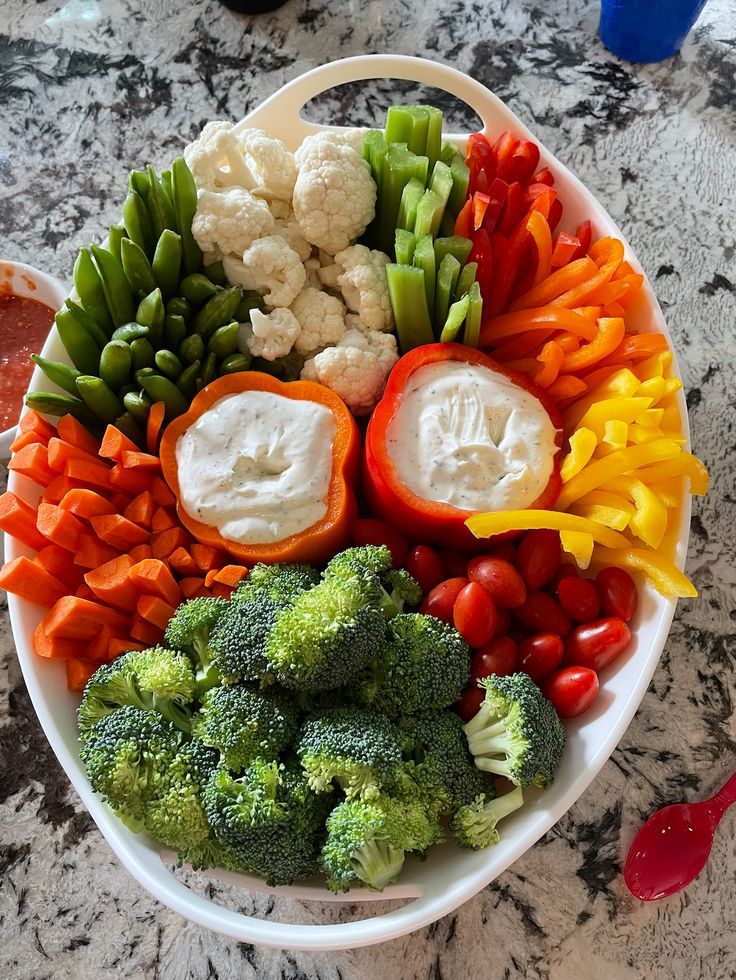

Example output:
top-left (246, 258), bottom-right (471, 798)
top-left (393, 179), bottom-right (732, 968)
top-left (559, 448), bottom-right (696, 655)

top-left (533, 167), bottom-right (555, 186)
top-left (473, 192), bottom-right (491, 230)
top-left (571, 220), bottom-right (592, 260)
top-left (454, 198), bottom-right (473, 240)
top-left (363, 343), bottom-right (563, 551)
top-left (490, 189), bottom-right (556, 315)
top-left (469, 227), bottom-right (493, 304)
top-left (467, 133), bottom-right (495, 195)
top-left (548, 197), bottom-right (563, 231)
top-left (507, 139), bottom-right (540, 183)
top-left (481, 178), bottom-right (509, 233)
top-left (498, 181), bottom-right (526, 235)
top-left (493, 132), bottom-right (519, 182)
top-left (551, 231), bottom-right (581, 268)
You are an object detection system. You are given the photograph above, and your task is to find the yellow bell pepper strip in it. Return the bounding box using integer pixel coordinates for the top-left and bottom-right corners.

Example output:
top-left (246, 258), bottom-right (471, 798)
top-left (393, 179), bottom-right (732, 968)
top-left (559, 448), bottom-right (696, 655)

top-left (604, 475), bottom-right (668, 548)
top-left (593, 547), bottom-right (697, 598)
top-left (561, 428), bottom-right (597, 482)
top-left (555, 438), bottom-right (683, 510)
top-left (634, 350), bottom-right (672, 381)
top-left (648, 478), bottom-right (683, 509)
top-left (576, 488), bottom-right (636, 514)
top-left (560, 530), bottom-right (594, 569)
top-left (508, 256), bottom-right (598, 312)
top-left (527, 210), bottom-right (552, 286)
top-left (637, 376), bottom-right (666, 401)
top-left (563, 370), bottom-right (642, 431)
top-left (595, 419), bottom-right (629, 457)
top-left (479, 305), bottom-right (597, 347)
top-left (661, 402), bottom-right (682, 430)
top-left (571, 502), bottom-right (631, 532)
top-left (561, 317), bottom-right (626, 373)
top-left (661, 377), bottom-right (683, 399)
top-left (638, 407), bottom-right (665, 428)
top-left (574, 396), bottom-right (653, 439)
top-left (465, 509), bottom-right (631, 550)
top-left (534, 340), bottom-right (564, 387)
top-left (625, 424), bottom-right (664, 446)
top-left (635, 453), bottom-right (710, 495)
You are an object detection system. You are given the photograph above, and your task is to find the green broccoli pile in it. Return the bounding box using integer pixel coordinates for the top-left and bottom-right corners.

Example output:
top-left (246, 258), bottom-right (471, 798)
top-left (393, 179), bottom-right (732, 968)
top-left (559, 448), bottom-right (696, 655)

top-left (77, 545), bottom-right (566, 892)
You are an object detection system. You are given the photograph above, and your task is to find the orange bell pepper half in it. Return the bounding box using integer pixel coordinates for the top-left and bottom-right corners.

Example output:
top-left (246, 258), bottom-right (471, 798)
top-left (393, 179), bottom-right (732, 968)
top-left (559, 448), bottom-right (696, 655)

top-left (159, 373), bottom-right (361, 565)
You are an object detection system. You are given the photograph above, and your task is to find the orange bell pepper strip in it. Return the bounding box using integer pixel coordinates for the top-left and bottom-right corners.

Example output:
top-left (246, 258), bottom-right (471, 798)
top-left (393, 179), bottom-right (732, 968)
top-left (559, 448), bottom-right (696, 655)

top-left (480, 305), bottom-right (597, 347)
top-left (560, 317), bottom-right (626, 373)
top-left (554, 332), bottom-right (580, 354)
top-left (571, 306), bottom-right (602, 321)
top-left (547, 375), bottom-right (587, 404)
top-left (527, 210), bottom-right (552, 286)
top-left (534, 341), bottom-right (564, 387)
top-left (491, 329), bottom-right (552, 361)
top-left (599, 332), bottom-right (669, 366)
top-left (509, 257), bottom-right (598, 312)
top-left (159, 373), bottom-right (361, 565)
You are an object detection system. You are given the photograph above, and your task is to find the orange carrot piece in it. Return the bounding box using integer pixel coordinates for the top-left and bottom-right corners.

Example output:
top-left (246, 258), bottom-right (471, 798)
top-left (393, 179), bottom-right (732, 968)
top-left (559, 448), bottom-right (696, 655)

top-left (130, 614), bottom-right (164, 645)
top-left (151, 507), bottom-right (177, 533)
top-left (84, 554), bottom-right (138, 611)
top-left (99, 425), bottom-right (140, 463)
top-left (0, 555), bottom-right (68, 607)
top-left (43, 595), bottom-right (129, 639)
top-left (86, 624), bottom-right (116, 663)
top-left (43, 475), bottom-right (80, 504)
top-left (110, 492), bottom-right (133, 512)
top-left (151, 527), bottom-right (189, 560)
top-left (150, 475), bottom-right (176, 508)
top-left (57, 414), bottom-right (100, 456)
top-left (136, 594), bottom-right (176, 631)
top-left (212, 582), bottom-right (235, 599)
top-left (90, 514), bottom-right (149, 550)
top-left (123, 491), bottom-right (155, 529)
top-left (76, 582), bottom-right (96, 600)
top-left (168, 547), bottom-right (200, 577)
top-left (46, 437), bottom-right (100, 474)
top-left (8, 442), bottom-right (56, 487)
top-left (128, 543), bottom-right (153, 563)
top-left (64, 457), bottom-right (114, 490)
top-left (66, 658), bottom-right (99, 691)
top-left (34, 622), bottom-right (78, 659)
top-left (74, 532), bottom-right (120, 570)
top-left (109, 463), bottom-right (151, 494)
top-left (191, 543), bottom-right (225, 574)
top-left (59, 488), bottom-right (117, 519)
top-left (19, 410), bottom-right (56, 441)
top-left (128, 558), bottom-right (181, 606)
top-left (122, 450), bottom-right (161, 470)
top-left (180, 576), bottom-right (206, 599)
top-left (36, 502), bottom-right (85, 551)
top-left (204, 568), bottom-right (220, 588)
top-left (0, 491), bottom-right (47, 551)
top-left (35, 544), bottom-right (85, 589)
top-left (108, 637), bottom-right (146, 658)
top-left (146, 402), bottom-right (166, 455)
top-left (10, 430), bottom-right (43, 453)
top-left (213, 565), bottom-right (249, 588)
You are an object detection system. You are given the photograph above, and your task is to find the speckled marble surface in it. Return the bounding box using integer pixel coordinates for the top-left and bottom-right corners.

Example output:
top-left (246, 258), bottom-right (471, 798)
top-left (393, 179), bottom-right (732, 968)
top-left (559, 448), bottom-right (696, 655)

top-left (1, 0), bottom-right (736, 976)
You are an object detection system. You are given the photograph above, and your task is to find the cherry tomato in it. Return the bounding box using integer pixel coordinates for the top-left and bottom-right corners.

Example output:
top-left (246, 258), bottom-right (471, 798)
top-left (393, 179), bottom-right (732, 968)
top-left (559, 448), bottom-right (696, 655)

top-left (509, 623), bottom-right (531, 645)
top-left (420, 577), bottom-right (468, 624)
top-left (406, 545), bottom-right (445, 594)
top-left (490, 542), bottom-right (516, 564)
top-left (352, 518), bottom-right (408, 568)
top-left (564, 617), bottom-right (632, 672)
top-left (550, 562), bottom-right (579, 593)
top-left (557, 576), bottom-right (601, 623)
top-left (457, 685), bottom-right (485, 722)
top-left (438, 549), bottom-right (469, 579)
top-left (471, 636), bottom-right (518, 681)
top-left (542, 666), bottom-right (599, 718)
top-left (493, 606), bottom-right (511, 639)
top-left (518, 632), bottom-right (564, 682)
top-left (595, 566), bottom-right (638, 622)
top-left (453, 582), bottom-right (498, 648)
top-left (516, 529), bottom-right (561, 590)
top-left (467, 556), bottom-right (527, 608)
top-left (513, 590), bottom-right (571, 637)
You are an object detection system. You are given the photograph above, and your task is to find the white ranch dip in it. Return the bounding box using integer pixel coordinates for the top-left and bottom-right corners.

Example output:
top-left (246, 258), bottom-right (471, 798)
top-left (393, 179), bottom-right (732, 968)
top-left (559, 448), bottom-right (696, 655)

top-left (176, 391), bottom-right (336, 544)
top-left (386, 360), bottom-right (558, 512)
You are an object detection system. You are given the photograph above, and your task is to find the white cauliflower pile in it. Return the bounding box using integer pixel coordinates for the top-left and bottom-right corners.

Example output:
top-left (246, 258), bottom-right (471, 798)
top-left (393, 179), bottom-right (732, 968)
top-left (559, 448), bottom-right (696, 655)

top-left (184, 121), bottom-right (398, 414)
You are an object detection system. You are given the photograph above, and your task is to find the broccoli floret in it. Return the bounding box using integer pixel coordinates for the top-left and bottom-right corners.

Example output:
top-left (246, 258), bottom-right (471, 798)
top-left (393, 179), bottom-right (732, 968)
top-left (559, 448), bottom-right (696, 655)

top-left (450, 786), bottom-right (525, 849)
top-left (399, 710), bottom-right (493, 812)
top-left (325, 545), bottom-right (394, 578)
top-left (236, 562), bottom-right (320, 604)
top-left (325, 546), bottom-right (421, 619)
top-left (358, 613), bottom-right (470, 716)
top-left (78, 648), bottom-right (195, 737)
top-left (321, 788), bottom-right (444, 893)
top-left (203, 758), bottom-right (330, 886)
top-left (265, 561), bottom-right (386, 691)
top-left (192, 684), bottom-right (301, 771)
top-left (144, 736), bottom-right (219, 852)
top-left (296, 706), bottom-right (402, 799)
top-left (381, 568), bottom-right (422, 616)
top-left (164, 597), bottom-right (228, 693)
top-left (463, 673), bottom-right (566, 789)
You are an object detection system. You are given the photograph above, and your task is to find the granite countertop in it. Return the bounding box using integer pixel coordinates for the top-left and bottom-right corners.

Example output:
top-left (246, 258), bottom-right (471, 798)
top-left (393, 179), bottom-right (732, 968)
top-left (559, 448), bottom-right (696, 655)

top-left (1, 0), bottom-right (735, 975)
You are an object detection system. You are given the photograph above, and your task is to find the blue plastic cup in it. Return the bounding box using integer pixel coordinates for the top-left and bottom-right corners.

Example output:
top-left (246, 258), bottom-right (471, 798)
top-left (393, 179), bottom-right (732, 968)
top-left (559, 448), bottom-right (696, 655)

top-left (599, 0), bottom-right (709, 62)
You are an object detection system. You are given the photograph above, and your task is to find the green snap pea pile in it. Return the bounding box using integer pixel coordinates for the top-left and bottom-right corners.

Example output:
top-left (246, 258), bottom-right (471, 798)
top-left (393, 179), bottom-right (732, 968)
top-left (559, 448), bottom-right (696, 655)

top-left (28, 157), bottom-right (262, 443)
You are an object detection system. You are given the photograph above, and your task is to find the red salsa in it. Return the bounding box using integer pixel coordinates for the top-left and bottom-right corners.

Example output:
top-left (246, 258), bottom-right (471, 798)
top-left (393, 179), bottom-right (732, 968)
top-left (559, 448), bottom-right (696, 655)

top-left (0, 296), bottom-right (55, 430)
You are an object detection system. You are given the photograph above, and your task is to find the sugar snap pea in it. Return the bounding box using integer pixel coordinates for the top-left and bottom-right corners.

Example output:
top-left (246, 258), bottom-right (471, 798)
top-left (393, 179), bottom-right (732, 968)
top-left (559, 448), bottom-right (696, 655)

top-left (100, 340), bottom-right (132, 390)
top-left (123, 189), bottom-right (154, 255)
top-left (220, 352), bottom-right (252, 374)
top-left (119, 383), bottom-right (137, 397)
top-left (145, 165), bottom-right (177, 239)
top-left (130, 337), bottom-right (155, 370)
top-left (136, 288), bottom-right (165, 346)
top-left (112, 321), bottom-right (149, 343)
top-left (108, 224), bottom-right (125, 263)
top-left (199, 351), bottom-right (217, 387)
top-left (91, 244), bottom-right (135, 328)
top-left (154, 349), bottom-right (183, 379)
top-left (121, 238), bottom-right (157, 296)
top-left (54, 309), bottom-right (100, 375)
top-left (179, 333), bottom-right (205, 365)
top-left (139, 374), bottom-right (188, 418)
top-left (73, 248), bottom-right (112, 332)
top-left (172, 157), bottom-right (202, 276)
top-left (30, 354), bottom-right (82, 396)
top-left (129, 170), bottom-right (150, 197)
top-left (152, 229), bottom-right (182, 299)
top-left (113, 411), bottom-right (145, 447)
top-left (235, 294), bottom-right (264, 322)
top-left (194, 286), bottom-right (242, 337)
top-left (25, 391), bottom-right (96, 423)
top-left (76, 375), bottom-right (124, 423)
top-left (166, 296), bottom-right (193, 321)
top-left (205, 260), bottom-right (227, 285)
top-left (164, 314), bottom-right (186, 349)
top-left (160, 169), bottom-right (173, 204)
top-left (124, 390), bottom-right (153, 423)
top-left (181, 273), bottom-right (220, 306)
top-left (135, 367), bottom-right (156, 385)
top-left (176, 359), bottom-right (201, 398)
top-left (62, 301), bottom-right (109, 349)
top-left (207, 320), bottom-right (239, 358)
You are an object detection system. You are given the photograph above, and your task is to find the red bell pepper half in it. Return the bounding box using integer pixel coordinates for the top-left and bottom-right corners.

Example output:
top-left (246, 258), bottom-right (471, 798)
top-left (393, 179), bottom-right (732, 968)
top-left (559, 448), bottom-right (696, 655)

top-left (362, 343), bottom-right (563, 551)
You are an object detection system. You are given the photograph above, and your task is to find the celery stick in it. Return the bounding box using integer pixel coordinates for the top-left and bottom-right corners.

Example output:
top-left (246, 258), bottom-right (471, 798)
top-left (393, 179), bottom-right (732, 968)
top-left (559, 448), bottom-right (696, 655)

top-left (430, 161), bottom-right (453, 207)
top-left (448, 155), bottom-right (470, 216)
top-left (363, 130), bottom-right (387, 184)
top-left (463, 282), bottom-right (483, 348)
top-left (414, 189), bottom-right (443, 239)
top-left (455, 261), bottom-right (478, 300)
top-left (397, 177), bottom-right (426, 232)
top-left (434, 253), bottom-right (461, 331)
top-left (441, 139), bottom-right (460, 165)
top-left (439, 210), bottom-right (456, 237)
top-left (386, 264), bottom-right (435, 352)
top-left (405, 106), bottom-right (430, 156)
top-left (413, 234), bottom-right (436, 318)
top-left (434, 236), bottom-right (473, 267)
top-left (425, 107), bottom-right (443, 172)
top-left (379, 144), bottom-right (429, 253)
top-left (395, 229), bottom-right (416, 265)
top-left (440, 294), bottom-right (471, 343)
top-left (385, 107), bottom-right (414, 146)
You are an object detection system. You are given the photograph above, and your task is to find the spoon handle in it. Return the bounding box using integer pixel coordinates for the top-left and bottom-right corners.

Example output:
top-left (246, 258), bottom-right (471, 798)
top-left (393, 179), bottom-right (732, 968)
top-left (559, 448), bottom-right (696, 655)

top-left (707, 771), bottom-right (736, 821)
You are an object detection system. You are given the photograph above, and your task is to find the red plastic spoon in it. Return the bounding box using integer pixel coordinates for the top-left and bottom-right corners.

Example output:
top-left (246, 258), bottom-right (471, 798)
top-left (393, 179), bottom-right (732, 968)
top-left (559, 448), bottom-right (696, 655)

top-left (624, 771), bottom-right (736, 901)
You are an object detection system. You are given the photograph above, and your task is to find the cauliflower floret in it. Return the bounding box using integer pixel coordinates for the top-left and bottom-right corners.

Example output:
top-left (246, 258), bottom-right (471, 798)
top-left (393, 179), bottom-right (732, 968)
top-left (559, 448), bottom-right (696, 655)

top-left (300, 328), bottom-right (398, 415)
top-left (275, 210), bottom-right (312, 262)
top-left (303, 257), bottom-right (322, 290)
top-left (295, 130), bottom-right (366, 167)
top-left (269, 199), bottom-right (292, 221)
top-left (237, 128), bottom-right (297, 202)
top-left (290, 287), bottom-right (346, 355)
top-left (292, 133), bottom-right (376, 255)
top-left (329, 245), bottom-right (393, 332)
top-left (245, 307), bottom-right (301, 361)
top-left (224, 236), bottom-right (306, 308)
top-left (192, 187), bottom-right (275, 257)
top-left (184, 121), bottom-right (256, 191)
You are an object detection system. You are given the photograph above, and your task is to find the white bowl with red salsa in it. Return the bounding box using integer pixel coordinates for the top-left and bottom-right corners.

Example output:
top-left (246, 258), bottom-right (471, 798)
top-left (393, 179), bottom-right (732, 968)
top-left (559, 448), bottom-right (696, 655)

top-left (0, 262), bottom-right (66, 456)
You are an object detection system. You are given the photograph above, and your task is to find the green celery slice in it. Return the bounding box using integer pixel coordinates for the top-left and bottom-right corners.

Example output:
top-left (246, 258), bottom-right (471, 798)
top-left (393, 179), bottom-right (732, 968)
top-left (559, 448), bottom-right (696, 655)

top-left (424, 107), bottom-right (443, 172)
top-left (413, 234), bottom-right (436, 318)
top-left (404, 106), bottom-right (430, 157)
top-left (439, 210), bottom-right (457, 237)
top-left (395, 228), bottom-right (416, 265)
top-left (385, 107), bottom-right (414, 145)
top-left (379, 144), bottom-right (429, 254)
top-left (386, 264), bottom-right (435, 352)
top-left (363, 129), bottom-right (388, 183)
top-left (414, 189), bottom-right (444, 240)
top-left (448, 155), bottom-right (471, 217)
top-left (434, 236), bottom-right (473, 268)
top-left (440, 294), bottom-right (471, 343)
top-left (397, 177), bottom-right (426, 232)
top-left (430, 160), bottom-right (453, 207)
top-left (440, 139), bottom-right (460, 165)
top-left (463, 281), bottom-right (483, 348)
top-left (434, 253), bottom-right (461, 332)
top-left (455, 261), bottom-right (478, 300)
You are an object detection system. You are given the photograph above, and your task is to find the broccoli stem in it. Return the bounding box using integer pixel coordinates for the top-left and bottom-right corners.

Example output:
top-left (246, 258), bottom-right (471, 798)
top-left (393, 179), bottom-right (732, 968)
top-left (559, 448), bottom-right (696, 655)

top-left (386, 264), bottom-right (435, 353)
top-left (351, 838), bottom-right (405, 891)
top-left (463, 699), bottom-right (498, 738)
top-left (489, 784), bottom-right (525, 823)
